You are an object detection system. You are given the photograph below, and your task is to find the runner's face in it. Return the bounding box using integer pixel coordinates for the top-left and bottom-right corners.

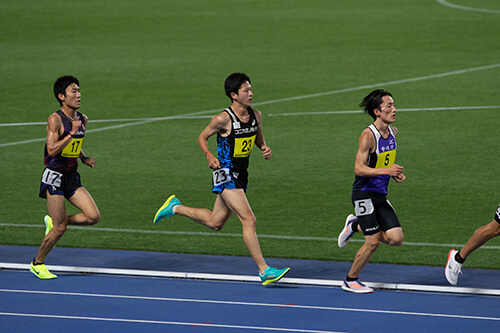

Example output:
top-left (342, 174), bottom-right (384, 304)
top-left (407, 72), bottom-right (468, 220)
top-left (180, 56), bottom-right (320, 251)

top-left (233, 81), bottom-right (253, 107)
top-left (377, 95), bottom-right (396, 123)
top-left (60, 83), bottom-right (81, 110)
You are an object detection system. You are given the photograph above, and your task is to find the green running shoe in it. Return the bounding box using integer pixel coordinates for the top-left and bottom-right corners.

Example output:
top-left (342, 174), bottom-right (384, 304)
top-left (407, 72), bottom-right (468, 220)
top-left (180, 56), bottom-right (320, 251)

top-left (154, 195), bottom-right (181, 224)
top-left (259, 266), bottom-right (290, 286)
top-left (30, 262), bottom-right (57, 279)
top-left (44, 215), bottom-right (53, 236)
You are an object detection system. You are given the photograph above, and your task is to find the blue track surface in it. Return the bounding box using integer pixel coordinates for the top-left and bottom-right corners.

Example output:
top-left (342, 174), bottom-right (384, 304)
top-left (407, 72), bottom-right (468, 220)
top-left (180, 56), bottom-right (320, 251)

top-left (1, 245), bottom-right (500, 332)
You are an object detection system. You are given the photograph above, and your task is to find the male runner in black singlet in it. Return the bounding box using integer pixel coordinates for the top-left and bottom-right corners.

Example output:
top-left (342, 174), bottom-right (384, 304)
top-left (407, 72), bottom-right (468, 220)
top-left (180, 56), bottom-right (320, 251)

top-left (154, 73), bottom-right (289, 286)
top-left (30, 76), bottom-right (100, 279)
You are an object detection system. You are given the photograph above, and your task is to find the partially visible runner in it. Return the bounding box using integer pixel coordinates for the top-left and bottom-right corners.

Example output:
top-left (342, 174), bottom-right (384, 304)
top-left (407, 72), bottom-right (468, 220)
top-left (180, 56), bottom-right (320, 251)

top-left (445, 203), bottom-right (500, 285)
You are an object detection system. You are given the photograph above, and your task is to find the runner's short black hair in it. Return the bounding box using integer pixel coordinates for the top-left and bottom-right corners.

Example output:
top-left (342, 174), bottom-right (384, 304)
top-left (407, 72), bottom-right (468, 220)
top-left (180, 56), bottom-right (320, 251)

top-left (360, 89), bottom-right (392, 120)
top-left (54, 75), bottom-right (79, 106)
top-left (224, 73), bottom-right (251, 102)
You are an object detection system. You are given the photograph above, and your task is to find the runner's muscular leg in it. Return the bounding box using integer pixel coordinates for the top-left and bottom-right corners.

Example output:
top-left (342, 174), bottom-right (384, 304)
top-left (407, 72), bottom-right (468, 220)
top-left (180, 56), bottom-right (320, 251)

top-left (347, 232), bottom-right (381, 278)
top-left (379, 227), bottom-right (404, 246)
top-left (175, 194), bottom-right (233, 231)
top-left (221, 189), bottom-right (268, 272)
top-left (460, 220), bottom-right (500, 260)
top-left (67, 187), bottom-right (100, 225)
top-left (34, 193), bottom-right (67, 263)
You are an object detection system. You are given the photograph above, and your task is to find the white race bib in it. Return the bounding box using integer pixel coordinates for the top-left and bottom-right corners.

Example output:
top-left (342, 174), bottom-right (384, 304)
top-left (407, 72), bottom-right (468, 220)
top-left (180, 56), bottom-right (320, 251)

top-left (213, 168), bottom-right (231, 186)
top-left (354, 199), bottom-right (374, 216)
top-left (41, 168), bottom-right (63, 187)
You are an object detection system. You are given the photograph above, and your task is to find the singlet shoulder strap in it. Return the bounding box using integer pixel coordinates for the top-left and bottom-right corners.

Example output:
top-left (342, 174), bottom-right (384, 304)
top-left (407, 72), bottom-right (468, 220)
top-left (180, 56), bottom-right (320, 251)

top-left (388, 125), bottom-right (396, 137)
top-left (368, 124), bottom-right (381, 141)
top-left (224, 107), bottom-right (238, 124)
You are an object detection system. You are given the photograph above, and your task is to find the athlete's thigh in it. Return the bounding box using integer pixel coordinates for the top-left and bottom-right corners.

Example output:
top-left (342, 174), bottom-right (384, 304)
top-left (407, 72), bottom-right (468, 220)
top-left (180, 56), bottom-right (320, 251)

top-left (384, 226), bottom-right (403, 244)
top-left (352, 192), bottom-right (380, 235)
top-left (220, 189), bottom-right (255, 221)
top-left (209, 194), bottom-right (233, 225)
top-left (376, 198), bottom-right (401, 232)
top-left (46, 193), bottom-right (68, 225)
top-left (67, 187), bottom-right (100, 219)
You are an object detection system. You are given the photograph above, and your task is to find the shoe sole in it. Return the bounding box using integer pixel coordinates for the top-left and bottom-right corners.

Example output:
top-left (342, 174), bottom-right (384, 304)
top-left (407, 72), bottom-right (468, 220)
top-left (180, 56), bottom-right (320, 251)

top-left (341, 284), bottom-right (373, 294)
top-left (338, 214), bottom-right (355, 248)
top-left (262, 268), bottom-right (290, 286)
top-left (44, 215), bottom-right (53, 236)
top-left (445, 249), bottom-right (458, 285)
top-left (154, 195), bottom-right (176, 224)
top-left (30, 265), bottom-right (57, 279)
top-left (44, 215), bottom-right (56, 249)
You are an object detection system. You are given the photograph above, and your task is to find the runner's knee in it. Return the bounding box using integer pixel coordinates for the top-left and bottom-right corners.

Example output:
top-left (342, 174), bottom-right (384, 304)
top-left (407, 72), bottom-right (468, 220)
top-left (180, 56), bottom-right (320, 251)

top-left (241, 216), bottom-right (257, 229)
top-left (206, 218), bottom-right (225, 231)
top-left (388, 238), bottom-right (403, 246)
top-left (53, 223), bottom-right (67, 236)
top-left (87, 213), bottom-right (100, 225)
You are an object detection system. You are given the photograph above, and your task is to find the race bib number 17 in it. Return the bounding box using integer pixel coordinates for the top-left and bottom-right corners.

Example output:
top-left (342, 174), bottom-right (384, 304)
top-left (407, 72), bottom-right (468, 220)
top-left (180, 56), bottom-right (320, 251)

top-left (42, 168), bottom-right (63, 187)
top-left (61, 138), bottom-right (83, 158)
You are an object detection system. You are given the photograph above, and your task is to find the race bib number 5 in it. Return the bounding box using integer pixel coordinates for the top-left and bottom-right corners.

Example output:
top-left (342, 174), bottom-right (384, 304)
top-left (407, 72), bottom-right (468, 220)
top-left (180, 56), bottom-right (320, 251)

top-left (213, 168), bottom-right (232, 186)
top-left (354, 199), bottom-right (374, 216)
top-left (62, 138), bottom-right (83, 158)
top-left (234, 135), bottom-right (255, 158)
top-left (42, 168), bottom-right (63, 187)
top-left (375, 150), bottom-right (396, 169)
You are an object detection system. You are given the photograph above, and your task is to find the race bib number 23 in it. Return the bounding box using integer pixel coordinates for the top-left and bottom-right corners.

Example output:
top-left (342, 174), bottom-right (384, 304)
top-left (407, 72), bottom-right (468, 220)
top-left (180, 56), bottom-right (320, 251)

top-left (213, 168), bottom-right (231, 186)
top-left (233, 135), bottom-right (255, 158)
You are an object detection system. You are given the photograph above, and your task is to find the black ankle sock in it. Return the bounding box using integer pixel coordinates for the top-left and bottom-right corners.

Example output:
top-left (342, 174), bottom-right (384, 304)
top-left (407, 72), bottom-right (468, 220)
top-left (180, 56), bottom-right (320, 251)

top-left (32, 258), bottom-right (43, 265)
top-left (351, 221), bottom-right (359, 232)
top-left (346, 275), bottom-right (358, 282)
top-left (455, 251), bottom-right (465, 264)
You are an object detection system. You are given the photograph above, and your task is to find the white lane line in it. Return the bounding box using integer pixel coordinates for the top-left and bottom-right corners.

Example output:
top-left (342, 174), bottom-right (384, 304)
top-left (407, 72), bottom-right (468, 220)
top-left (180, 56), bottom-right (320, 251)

top-left (0, 311), bottom-right (344, 333)
top-left (2, 265), bottom-right (500, 297)
top-left (1, 288), bottom-right (500, 319)
top-left (1, 62), bottom-right (499, 148)
top-left (1, 223), bottom-right (499, 249)
top-left (3, 105), bottom-right (498, 127)
top-left (436, 0), bottom-right (500, 14)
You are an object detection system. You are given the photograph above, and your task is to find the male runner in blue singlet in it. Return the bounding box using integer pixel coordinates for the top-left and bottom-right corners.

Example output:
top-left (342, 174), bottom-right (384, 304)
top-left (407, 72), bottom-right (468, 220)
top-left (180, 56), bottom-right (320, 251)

top-left (337, 89), bottom-right (406, 293)
top-left (30, 76), bottom-right (100, 279)
top-left (154, 73), bottom-right (290, 286)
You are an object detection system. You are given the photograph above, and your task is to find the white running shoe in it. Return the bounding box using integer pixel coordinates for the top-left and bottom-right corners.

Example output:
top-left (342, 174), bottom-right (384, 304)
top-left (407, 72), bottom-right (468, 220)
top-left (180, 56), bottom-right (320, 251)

top-left (445, 249), bottom-right (463, 285)
top-left (341, 279), bottom-right (373, 293)
top-left (338, 214), bottom-right (357, 248)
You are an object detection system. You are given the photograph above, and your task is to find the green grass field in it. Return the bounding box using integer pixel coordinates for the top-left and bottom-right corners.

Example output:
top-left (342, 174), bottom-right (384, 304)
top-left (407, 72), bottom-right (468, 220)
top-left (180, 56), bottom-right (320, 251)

top-left (1, 0), bottom-right (499, 269)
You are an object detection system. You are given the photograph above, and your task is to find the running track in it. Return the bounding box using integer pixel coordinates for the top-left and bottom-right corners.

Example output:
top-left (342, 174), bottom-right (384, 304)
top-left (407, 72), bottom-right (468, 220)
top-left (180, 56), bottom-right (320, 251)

top-left (1, 245), bottom-right (499, 332)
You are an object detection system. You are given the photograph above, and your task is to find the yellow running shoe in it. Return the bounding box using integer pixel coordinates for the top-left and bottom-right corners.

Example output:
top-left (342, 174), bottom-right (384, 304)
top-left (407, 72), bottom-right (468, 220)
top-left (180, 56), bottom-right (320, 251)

top-left (44, 215), bottom-right (53, 236)
top-left (30, 262), bottom-right (57, 279)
